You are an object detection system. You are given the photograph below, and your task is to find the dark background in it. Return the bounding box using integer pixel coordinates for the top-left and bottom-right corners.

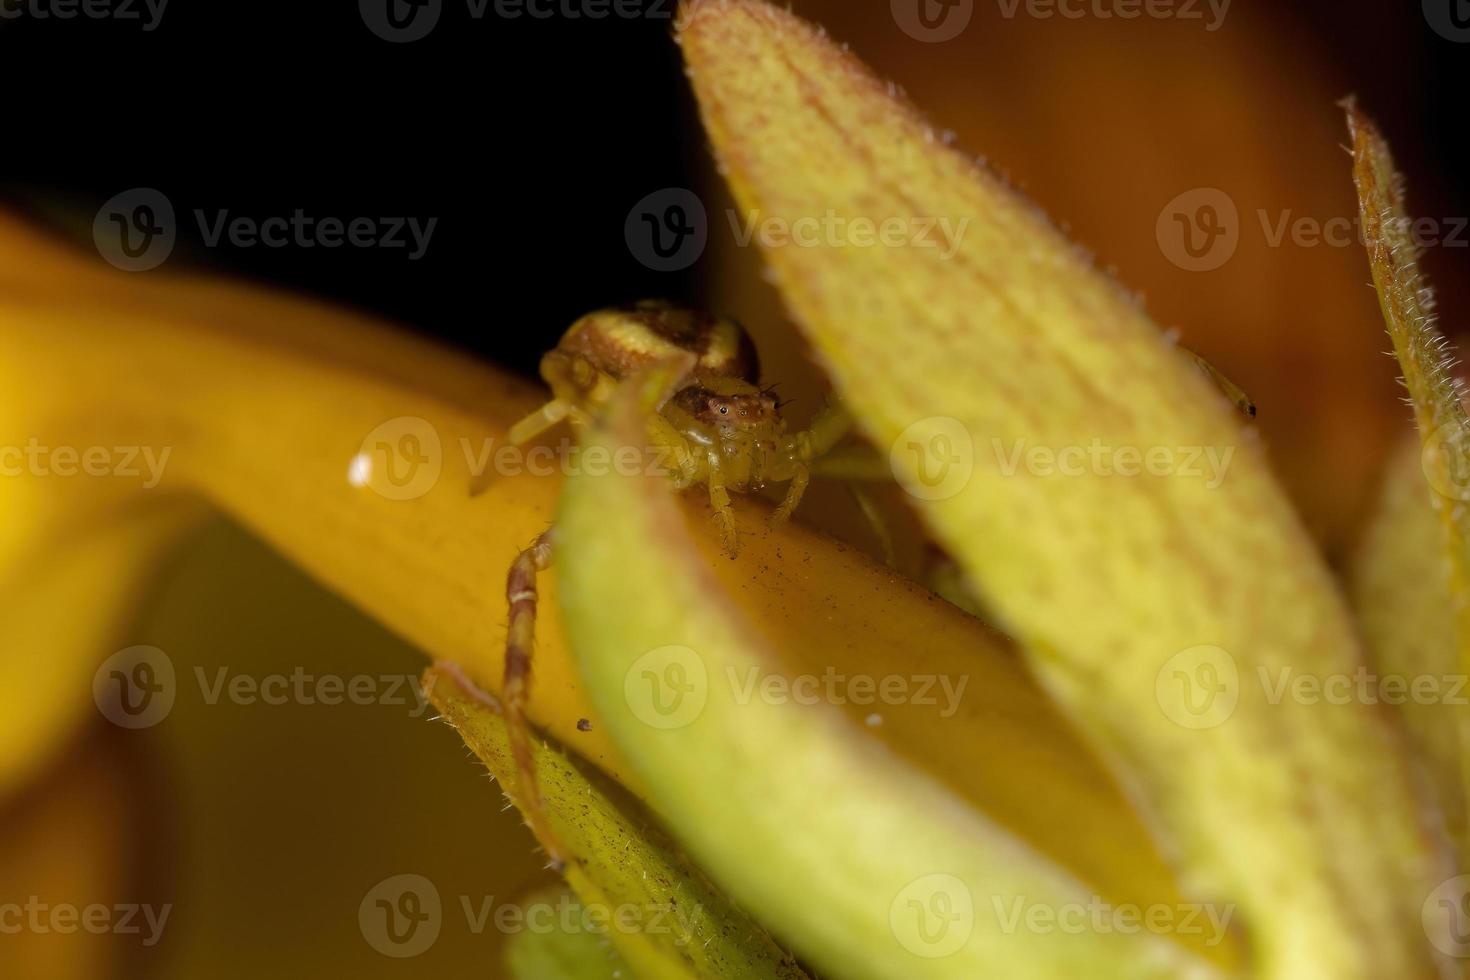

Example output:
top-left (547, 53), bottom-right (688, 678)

top-left (2, 0), bottom-right (1467, 376)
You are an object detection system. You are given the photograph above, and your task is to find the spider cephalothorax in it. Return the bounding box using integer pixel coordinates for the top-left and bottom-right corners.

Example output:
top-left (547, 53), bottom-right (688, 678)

top-left (509, 300), bottom-right (854, 543)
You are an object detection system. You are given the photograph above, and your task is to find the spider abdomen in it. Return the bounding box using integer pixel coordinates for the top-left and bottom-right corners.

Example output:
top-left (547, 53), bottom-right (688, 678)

top-left (554, 300), bottom-right (759, 386)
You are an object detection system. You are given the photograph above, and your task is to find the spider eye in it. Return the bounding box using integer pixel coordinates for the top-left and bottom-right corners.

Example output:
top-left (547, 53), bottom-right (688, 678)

top-left (718, 405), bottom-right (729, 415)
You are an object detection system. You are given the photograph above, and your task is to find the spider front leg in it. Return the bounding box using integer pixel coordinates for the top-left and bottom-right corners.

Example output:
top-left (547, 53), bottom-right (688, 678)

top-left (771, 399), bottom-right (855, 527)
top-left (645, 413), bottom-right (701, 489)
top-left (507, 399), bottom-right (593, 447)
top-left (705, 450), bottom-right (740, 556)
top-left (502, 527), bottom-right (567, 871)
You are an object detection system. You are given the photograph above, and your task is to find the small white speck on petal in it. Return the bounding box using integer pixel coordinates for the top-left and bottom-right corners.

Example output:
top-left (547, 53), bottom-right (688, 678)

top-left (347, 452), bottom-right (373, 488)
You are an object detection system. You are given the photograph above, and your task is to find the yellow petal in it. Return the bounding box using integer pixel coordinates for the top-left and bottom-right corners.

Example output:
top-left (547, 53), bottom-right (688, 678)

top-left (679, 2), bottom-right (1446, 975)
top-left (425, 664), bottom-right (808, 980)
top-left (0, 210), bottom-right (620, 795)
top-left (1353, 436), bottom-right (1466, 840)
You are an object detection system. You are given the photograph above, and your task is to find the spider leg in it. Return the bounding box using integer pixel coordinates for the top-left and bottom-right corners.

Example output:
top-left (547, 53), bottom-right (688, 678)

top-left (645, 414), bottom-right (701, 489)
top-left (799, 399), bottom-right (857, 459)
top-left (503, 527), bottom-right (567, 871)
top-left (771, 464), bottom-right (810, 527)
top-left (705, 451), bottom-right (739, 557)
top-left (808, 446), bottom-right (893, 481)
top-left (507, 399), bottom-right (593, 447)
top-left (847, 482), bottom-right (897, 567)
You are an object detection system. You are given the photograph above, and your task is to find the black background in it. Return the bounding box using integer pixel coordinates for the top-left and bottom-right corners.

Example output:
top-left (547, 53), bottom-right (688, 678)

top-left (3, 0), bottom-right (1467, 377)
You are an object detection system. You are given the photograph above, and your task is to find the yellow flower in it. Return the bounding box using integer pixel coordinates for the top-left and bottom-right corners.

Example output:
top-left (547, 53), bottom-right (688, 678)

top-left (2, 2), bottom-right (1464, 978)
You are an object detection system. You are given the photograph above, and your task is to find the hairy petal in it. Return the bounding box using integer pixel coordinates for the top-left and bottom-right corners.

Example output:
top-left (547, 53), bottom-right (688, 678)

top-left (679, 3), bottom-right (1449, 976)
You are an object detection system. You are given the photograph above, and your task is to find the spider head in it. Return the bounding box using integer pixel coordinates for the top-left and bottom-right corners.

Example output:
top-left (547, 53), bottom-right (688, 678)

top-left (674, 378), bottom-right (784, 435)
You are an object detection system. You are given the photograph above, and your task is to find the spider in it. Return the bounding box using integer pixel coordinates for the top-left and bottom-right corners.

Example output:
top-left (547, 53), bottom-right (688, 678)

top-left (499, 300), bottom-right (869, 868)
top-left (495, 300), bottom-right (1255, 869)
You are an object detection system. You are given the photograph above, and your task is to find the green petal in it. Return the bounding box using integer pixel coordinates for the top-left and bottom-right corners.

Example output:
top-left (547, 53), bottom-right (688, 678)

top-left (425, 664), bottom-right (809, 980)
top-left (1348, 101), bottom-right (1470, 860)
